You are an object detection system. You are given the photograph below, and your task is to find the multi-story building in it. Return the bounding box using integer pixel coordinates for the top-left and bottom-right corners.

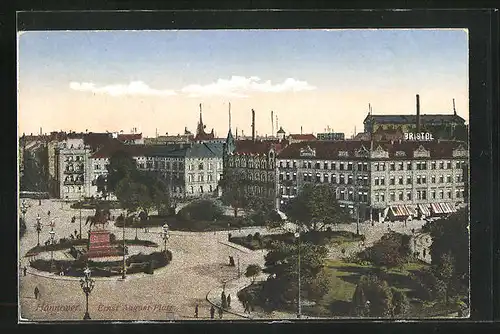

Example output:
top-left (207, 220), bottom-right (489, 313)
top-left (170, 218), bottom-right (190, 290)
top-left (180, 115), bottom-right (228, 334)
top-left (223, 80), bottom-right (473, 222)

top-left (117, 133), bottom-right (144, 144)
top-left (276, 139), bottom-right (468, 222)
top-left (55, 138), bottom-right (92, 200)
top-left (222, 133), bottom-right (288, 208)
top-left (287, 134), bottom-right (317, 144)
top-left (144, 142), bottom-right (224, 199)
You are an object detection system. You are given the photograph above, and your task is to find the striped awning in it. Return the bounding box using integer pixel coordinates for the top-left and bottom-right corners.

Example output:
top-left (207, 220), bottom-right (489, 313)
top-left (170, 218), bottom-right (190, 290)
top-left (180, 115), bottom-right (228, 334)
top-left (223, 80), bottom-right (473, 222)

top-left (441, 202), bottom-right (456, 213)
top-left (418, 204), bottom-right (431, 216)
top-left (431, 203), bottom-right (443, 214)
top-left (406, 205), bottom-right (417, 217)
top-left (390, 205), bottom-right (410, 217)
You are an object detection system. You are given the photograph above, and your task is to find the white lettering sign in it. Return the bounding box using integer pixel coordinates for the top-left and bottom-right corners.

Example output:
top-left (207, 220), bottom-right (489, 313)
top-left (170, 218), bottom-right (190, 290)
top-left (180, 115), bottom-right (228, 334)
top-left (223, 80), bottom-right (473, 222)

top-left (403, 132), bottom-right (434, 141)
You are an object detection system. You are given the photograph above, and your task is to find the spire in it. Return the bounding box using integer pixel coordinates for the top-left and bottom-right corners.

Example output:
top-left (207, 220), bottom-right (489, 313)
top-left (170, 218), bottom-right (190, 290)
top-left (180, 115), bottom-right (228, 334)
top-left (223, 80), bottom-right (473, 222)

top-left (453, 98), bottom-right (457, 115)
top-left (228, 102), bottom-right (232, 130)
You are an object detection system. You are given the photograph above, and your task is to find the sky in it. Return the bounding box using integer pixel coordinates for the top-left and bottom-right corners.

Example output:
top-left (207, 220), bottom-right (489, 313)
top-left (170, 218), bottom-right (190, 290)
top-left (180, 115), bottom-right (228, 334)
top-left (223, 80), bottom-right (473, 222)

top-left (18, 29), bottom-right (469, 138)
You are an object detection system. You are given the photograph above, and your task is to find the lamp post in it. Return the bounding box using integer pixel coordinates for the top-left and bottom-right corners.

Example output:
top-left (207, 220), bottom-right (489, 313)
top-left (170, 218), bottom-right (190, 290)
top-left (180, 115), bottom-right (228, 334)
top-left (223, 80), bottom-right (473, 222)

top-left (35, 214), bottom-right (42, 246)
top-left (49, 229), bottom-right (56, 273)
top-left (79, 195), bottom-right (83, 239)
top-left (80, 267), bottom-right (95, 320)
top-left (294, 228), bottom-right (302, 319)
top-left (134, 216), bottom-right (139, 240)
top-left (161, 223), bottom-right (170, 254)
top-left (122, 216), bottom-right (126, 279)
top-left (366, 300), bottom-right (371, 317)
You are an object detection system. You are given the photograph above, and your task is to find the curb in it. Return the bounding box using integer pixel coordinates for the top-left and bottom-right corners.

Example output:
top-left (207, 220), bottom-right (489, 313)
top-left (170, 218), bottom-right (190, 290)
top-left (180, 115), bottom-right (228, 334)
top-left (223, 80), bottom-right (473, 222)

top-left (205, 277), bottom-right (251, 320)
top-left (217, 241), bottom-right (250, 254)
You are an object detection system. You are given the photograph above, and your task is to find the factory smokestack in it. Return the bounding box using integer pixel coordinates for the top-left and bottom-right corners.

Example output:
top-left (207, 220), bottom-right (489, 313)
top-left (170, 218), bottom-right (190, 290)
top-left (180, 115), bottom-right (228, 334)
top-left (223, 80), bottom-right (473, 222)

top-left (271, 111), bottom-right (274, 137)
top-left (301, 126), bottom-right (303, 135)
top-left (251, 109), bottom-right (256, 142)
top-left (453, 98), bottom-right (456, 116)
top-left (416, 94), bottom-right (421, 133)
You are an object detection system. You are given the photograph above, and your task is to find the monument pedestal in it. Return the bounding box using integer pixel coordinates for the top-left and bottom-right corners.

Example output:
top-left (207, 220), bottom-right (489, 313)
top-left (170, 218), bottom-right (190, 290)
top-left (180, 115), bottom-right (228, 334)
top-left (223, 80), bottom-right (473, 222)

top-left (86, 230), bottom-right (120, 258)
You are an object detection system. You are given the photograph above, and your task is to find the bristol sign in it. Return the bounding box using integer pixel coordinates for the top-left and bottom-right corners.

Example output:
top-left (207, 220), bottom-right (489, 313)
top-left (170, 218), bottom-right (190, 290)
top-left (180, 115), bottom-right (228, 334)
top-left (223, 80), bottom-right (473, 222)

top-left (403, 132), bottom-right (434, 141)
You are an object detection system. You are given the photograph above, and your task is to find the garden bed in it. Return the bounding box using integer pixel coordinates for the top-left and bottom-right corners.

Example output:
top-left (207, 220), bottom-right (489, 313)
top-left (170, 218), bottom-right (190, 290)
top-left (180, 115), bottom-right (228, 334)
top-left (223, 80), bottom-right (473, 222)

top-left (230, 230), bottom-right (363, 250)
top-left (29, 250), bottom-right (172, 277)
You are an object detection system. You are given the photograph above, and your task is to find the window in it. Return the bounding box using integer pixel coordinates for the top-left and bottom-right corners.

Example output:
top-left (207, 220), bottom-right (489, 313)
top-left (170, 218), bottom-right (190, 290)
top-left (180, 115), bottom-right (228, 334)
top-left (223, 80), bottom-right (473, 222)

top-left (285, 173), bottom-right (290, 181)
top-left (339, 175), bottom-right (345, 184)
top-left (407, 191), bottom-right (412, 200)
top-left (374, 163), bottom-right (379, 171)
top-left (363, 163), bottom-right (368, 171)
top-left (439, 175), bottom-right (444, 183)
top-left (279, 161), bottom-right (284, 168)
top-left (390, 162), bottom-right (395, 171)
top-left (332, 162), bottom-right (336, 170)
top-left (375, 193), bottom-right (379, 202)
top-left (416, 162), bottom-right (421, 170)
top-left (407, 176), bottom-right (412, 185)
top-left (431, 176), bottom-right (436, 183)
top-left (324, 162), bottom-right (329, 169)
top-left (431, 190), bottom-right (436, 199)
top-left (380, 177), bottom-right (385, 185)
top-left (456, 175), bottom-right (461, 182)
top-left (279, 173), bottom-right (284, 181)
top-left (407, 162), bottom-right (412, 170)
top-left (380, 193), bottom-right (385, 202)
top-left (357, 163), bottom-right (363, 171)
top-left (422, 176), bottom-right (426, 184)
top-left (348, 191), bottom-right (353, 201)
top-left (447, 175), bottom-right (452, 183)
top-left (293, 161), bottom-right (297, 168)
top-left (374, 177), bottom-right (379, 186)
top-left (303, 174), bottom-right (308, 182)
top-left (390, 192), bottom-right (395, 201)
top-left (439, 190), bottom-right (444, 199)
top-left (422, 190), bottom-right (427, 200)
top-left (447, 161), bottom-right (452, 169)
top-left (455, 189), bottom-right (460, 198)
top-left (456, 161), bottom-right (461, 169)
top-left (398, 191), bottom-right (404, 201)
top-left (416, 176), bottom-right (421, 184)
top-left (286, 161), bottom-right (290, 168)
top-left (308, 162), bottom-right (312, 169)
top-left (316, 173), bottom-right (321, 183)
top-left (331, 174), bottom-right (337, 184)
top-left (398, 176), bottom-right (403, 185)
top-left (390, 177), bottom-right (395, 185)
top-left (417, 190), bottom-right (421, 200)
top-left (439, 161), bottom-right (444, 169)
top-left (380, 163), bottom-right (386, 171)
top-left (200, 186), bottom-right (204, 193)
top-left (347, 175), bottom-right (353, 185)
top-left (447, 190), bottom-right (452, 198)
top-left (315, 162), bottom-right (320, 169)
top-left (94, 164), bottom-right (99, 170)
top-left (323, 173), bottom-right (329, 183)
top-left (302, 161), bottom-right (307, 168)
top-left (431, 161), bottom-right (436, 169)
top-left (348, 162), bottom-right (353, 171)
top-left (422, 162), bottom-right (427, 170)
top-left (398, 162), bottom-right (404, 170)
top-left (188, 174), bottom-right (193, 182)
top-left (340, 190), bottom-right (345, 200)
top-left (190, 186), bottom-right (194, 194)
top-left (293, 173), bottom-right (297, 181)
top-left (199, 174), bottom-right (204, 182)
top-left (208, 174), bottom-right (213, 182)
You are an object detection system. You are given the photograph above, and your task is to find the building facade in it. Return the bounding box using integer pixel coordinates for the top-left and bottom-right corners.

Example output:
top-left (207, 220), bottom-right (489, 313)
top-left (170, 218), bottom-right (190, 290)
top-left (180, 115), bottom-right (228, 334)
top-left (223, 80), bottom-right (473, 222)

top-left (276, 140), bottom-right (468, 222)
top-left (316, 132), bottom-right (345, 141)
top-left (56, 138), bottom-right (92, 200)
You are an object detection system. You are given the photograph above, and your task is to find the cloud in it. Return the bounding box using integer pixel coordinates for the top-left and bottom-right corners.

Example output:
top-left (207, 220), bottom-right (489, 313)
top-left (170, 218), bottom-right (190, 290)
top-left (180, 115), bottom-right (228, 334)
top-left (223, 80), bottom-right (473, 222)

top-left (69, 81), bottom-right (177, 97)
top-left (181, 76), bottom-right (316, 98)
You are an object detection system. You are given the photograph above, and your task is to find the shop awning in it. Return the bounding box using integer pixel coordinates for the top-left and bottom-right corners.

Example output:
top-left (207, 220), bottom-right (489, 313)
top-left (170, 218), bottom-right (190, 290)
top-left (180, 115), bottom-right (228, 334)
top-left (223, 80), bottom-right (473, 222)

top-left (418, 204), bottom-right (431, 216)
top-left (406, 205), bottom-right (417, 217)
top-left (390, 205), bottom-right (410, 217)
top-left (431, 203), bottom-right (443, 214)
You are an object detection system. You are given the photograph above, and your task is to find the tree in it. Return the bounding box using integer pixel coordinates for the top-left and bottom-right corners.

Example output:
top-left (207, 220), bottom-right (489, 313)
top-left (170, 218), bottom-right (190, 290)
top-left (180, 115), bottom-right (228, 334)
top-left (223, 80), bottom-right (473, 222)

top-left (96, 175), bottom-right (108, 200)
top-left (391, 288), bottom-right (410, 317)
top-left (245, 264), bottom-right (262, 284)
top-left (115, 177), bottom-right (151, 214)
top-left (423, 207), bottom-right (469, 300)
top-left (285, 183), bottom-right (350, 232)
top-left (261, 240), bottom-right (328, 306)
top-left (351, 275), bottom-right (393, 317)
top-left (106, 150), bottom-right (140, 193)
top-left (361, 232), bottom-right (412, 268)
top-left (178, 199), bottom-right (224, 221)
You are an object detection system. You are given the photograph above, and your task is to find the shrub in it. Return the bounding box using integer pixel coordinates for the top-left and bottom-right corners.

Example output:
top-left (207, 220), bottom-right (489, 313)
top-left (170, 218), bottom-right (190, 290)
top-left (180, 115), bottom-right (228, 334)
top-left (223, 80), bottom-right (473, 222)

top-left (391, 288), bottom-right (410, 317)
top-left (177, 199), bottom-right (224, 222)
top-left (246, 234), bottom-right (253, 242)
top-left (254, 232), bottom-right (261, 241)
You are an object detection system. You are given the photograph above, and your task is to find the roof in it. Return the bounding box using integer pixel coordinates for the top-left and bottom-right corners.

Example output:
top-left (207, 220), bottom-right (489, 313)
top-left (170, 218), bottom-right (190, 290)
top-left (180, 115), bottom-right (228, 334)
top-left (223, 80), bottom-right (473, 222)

top-left (232, 139), bottom-right (288, 155)
top-left (144, 142), bottom-right (224, 158)
top-left (277, 140), bottom-right (468, 160)
top-left (277, 127), bottom-right (285, 134)
top-left (363, 114), bottom-right (466, 125)
top-left (117, 133), bottom-right (142, 141)
top-left (83, 133), bottom-right (114, 151)
top-left (288, 134), bottom-right (317, 140)
top-left (91, 142), bottom-right (150, 159)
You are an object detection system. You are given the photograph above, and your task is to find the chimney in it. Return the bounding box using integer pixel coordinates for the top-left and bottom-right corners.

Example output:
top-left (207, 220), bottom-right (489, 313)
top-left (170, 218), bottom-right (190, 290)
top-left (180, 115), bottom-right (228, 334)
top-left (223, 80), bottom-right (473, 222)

top-left (301, 126), bottom-right (303, 135)
top-left (453, 98), bottom-right (457, 115)
top-left (271, 111), bottom-right (274, 137)
top-left (416, 94), bottom-right (421, 132)
top-left (251, 109), bottom-right (256, 142)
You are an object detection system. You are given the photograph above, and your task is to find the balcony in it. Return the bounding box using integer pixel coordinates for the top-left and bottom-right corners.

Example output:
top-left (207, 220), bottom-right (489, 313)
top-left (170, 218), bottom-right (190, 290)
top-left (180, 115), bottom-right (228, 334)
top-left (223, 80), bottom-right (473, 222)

top-left (64, 180), bottom-right (84, 186)
top-left (64, 169), bottom-right (85, 174)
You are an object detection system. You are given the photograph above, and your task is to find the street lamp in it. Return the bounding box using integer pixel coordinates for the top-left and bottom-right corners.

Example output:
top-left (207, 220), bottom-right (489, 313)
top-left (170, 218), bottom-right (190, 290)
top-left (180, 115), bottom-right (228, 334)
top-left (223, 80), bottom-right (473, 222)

top-left (121, 215), bottom-right (127, 279)
top-left (366, 300), bottom-right (371, 317)
top-left (80, 266), bottom-right (95, 320)
top-left (35, 214), bottom-right (42, 246)
top-left (294, 228), bottom-right (302, 319)
top-left (79, 195), bottom-right (83, 239)
top-left (49, 230), bottom-right (56, 273)
top-left (161, 223), bottom-right (170, 254)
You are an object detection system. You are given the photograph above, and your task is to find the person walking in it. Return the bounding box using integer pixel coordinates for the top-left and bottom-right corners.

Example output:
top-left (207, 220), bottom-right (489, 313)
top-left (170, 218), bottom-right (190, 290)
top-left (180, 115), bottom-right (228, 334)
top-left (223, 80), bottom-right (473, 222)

top-left (210, 305), bottom-right (215, 319)
top-left (194, 304), bottom-right (199, 318)
top-left (227, 294), bottom-right (231, 308)
top-left (218, 307), bottom-right (223, 319)
top-left (23, 266), bottom-right (27, 277)
top-left (34, 286), bottom-right (40, 299)
top-left (423, 249), bottom-right (427, 258)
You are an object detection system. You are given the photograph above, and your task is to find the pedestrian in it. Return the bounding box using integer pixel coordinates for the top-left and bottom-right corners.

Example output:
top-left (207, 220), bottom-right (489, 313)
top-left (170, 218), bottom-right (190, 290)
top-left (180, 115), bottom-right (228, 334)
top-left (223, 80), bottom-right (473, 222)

top-left (23, 266), bottom-right (27, 277)
top-left (210, 305), bottom-right (215, 319)
top-left (218, 307), bottom-right (223, 319)
top-left (244, 301), bottom-right (250, 314)
top-left (194, 304), bottom-right (199, 318)
top-left (227, 294), bottom-right (231, 308)
top-left (423, 249), bottom-right (426, 258)
top-left (34, 286), bottom-right (39, 299)
top-left (39, 199), bottom-right (41, 206)
top-left (47, 211), bottom-right (50, 217)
